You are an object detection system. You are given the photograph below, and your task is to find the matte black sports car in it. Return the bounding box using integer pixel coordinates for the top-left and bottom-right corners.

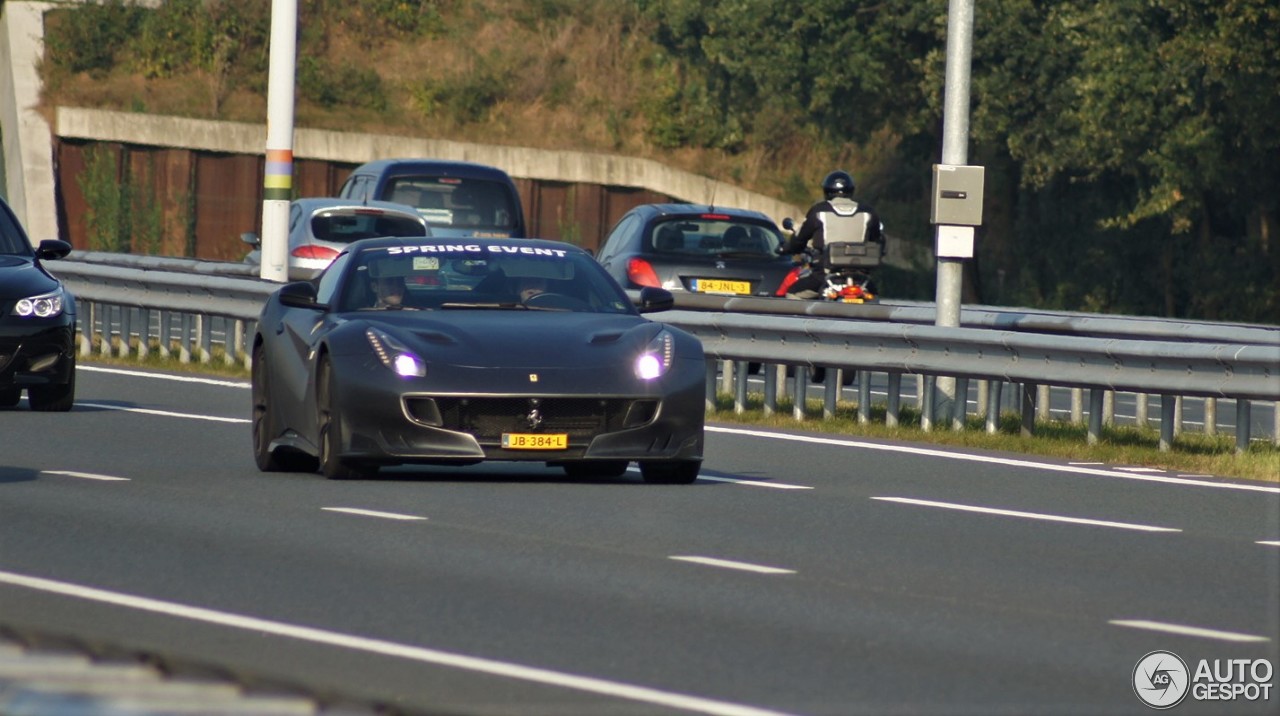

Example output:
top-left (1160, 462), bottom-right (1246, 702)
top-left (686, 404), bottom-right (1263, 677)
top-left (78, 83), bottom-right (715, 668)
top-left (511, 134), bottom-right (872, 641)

top-left (595, 203), bottom-right (797, 297)
top-left (252, 237), bottom-right (705, 482)
top-left (0, 196), bottom-right (76, 411)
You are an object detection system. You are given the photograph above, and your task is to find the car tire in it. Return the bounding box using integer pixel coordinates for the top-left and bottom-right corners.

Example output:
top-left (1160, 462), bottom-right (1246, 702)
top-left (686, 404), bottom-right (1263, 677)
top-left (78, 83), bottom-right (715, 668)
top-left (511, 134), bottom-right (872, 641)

top-left (253, 344), bottom-right (319, 473)
top-left (27, 355), bottom-right (75, 412)
top-left (317, 357), bottom-right (376, 480)
top-left (0, 388), bottom-right (20, 408)
top-left (639, 460), bottom-right (700, 485)
top-left (563, 461), bottom-right (629, 479)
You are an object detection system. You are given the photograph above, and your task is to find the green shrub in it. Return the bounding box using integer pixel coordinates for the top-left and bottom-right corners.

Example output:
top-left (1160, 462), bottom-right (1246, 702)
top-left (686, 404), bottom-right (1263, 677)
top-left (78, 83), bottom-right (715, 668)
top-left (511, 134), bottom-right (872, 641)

top-left (43, 1), bottom-right (146, 77)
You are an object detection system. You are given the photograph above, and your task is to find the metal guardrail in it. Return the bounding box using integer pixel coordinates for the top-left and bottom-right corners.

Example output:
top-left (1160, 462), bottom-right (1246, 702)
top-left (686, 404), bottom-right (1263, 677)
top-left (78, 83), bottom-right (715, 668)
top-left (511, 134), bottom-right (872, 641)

top-left (48, 254), bottom-right (1280, 453)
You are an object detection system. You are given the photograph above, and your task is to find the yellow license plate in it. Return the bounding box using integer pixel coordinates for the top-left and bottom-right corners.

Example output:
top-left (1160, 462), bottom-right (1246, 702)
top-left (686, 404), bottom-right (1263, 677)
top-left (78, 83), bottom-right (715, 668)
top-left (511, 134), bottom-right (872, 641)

top-left (501, 433), bottom-right (569, 450)
top-left (693, 279), bottom-right (751, 294)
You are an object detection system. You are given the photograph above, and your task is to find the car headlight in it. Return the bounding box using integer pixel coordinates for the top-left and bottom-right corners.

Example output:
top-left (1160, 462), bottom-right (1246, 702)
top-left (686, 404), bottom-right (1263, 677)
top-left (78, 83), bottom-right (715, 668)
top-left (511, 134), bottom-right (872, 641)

top-left (13, 287), bottom-right (65, 318)
top-left (366, 327), bottom-right (426, 378)
top-left (636, 329), bottom-right (674, 380)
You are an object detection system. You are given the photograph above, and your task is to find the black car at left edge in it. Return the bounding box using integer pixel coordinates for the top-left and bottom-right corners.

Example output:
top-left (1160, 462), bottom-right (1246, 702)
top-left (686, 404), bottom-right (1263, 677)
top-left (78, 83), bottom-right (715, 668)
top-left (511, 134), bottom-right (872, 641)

top-left (0, 195), bottom-right (76, 411)
top-left (251, 236), bottom-right (705, 482)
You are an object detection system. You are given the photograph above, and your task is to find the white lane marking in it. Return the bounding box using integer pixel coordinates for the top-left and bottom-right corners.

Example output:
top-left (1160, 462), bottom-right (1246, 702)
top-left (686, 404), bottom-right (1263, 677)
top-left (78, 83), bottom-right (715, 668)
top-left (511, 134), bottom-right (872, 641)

top-left (0, 570), bottom-right (796, 716)
top-left (669, 556), bottom-right (796, 575)
top-left (707, 426), bottom-right (1280, 494)
top-left (1117, 467), bottom-right (1167, 474)
top-left (697, 476), bottom-right (812, 490)
top-left (80, 365), bottom-right (249, 388)
top-left (41, 470), bottom-right (130, 482)
top-left (1069, 462), bottom-right (1106, 466)
top-left (323, 507), bottom-right (427, 522)
top-left (871, 497), bottom-right (1181, 533)
top-left (1258, 541), bottom-right (1280, 547)
top-left (624, 467), bottom-right (811, 490)
top-left (1110, 620), bottom-right (1270, 643)
top-left (76, 402), bottom-right (249, 424)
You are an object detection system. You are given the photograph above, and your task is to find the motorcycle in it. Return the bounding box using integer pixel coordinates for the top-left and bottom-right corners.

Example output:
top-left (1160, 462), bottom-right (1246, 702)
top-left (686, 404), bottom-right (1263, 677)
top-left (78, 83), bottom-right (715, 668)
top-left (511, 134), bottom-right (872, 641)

top-left (775, 217), bottom-right (881, 304)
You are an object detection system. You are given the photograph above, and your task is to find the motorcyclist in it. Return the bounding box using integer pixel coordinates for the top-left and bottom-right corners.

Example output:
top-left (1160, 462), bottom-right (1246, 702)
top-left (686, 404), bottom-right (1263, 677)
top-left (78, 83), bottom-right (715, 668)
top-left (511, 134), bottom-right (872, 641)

top-left (779, 170), bottom-right (884, 298)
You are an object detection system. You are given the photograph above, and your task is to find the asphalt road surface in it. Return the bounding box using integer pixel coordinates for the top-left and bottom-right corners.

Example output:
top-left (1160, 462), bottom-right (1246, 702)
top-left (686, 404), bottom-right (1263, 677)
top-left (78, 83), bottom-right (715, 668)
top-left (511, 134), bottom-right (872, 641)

top-left (0, 365), bottom-right (1276, 715)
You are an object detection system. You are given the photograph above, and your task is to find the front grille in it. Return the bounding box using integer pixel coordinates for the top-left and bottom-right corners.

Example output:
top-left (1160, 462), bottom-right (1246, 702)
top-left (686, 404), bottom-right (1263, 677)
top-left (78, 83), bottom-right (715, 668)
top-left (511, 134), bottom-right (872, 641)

top-left (423, 397), bottom-right (656, 440)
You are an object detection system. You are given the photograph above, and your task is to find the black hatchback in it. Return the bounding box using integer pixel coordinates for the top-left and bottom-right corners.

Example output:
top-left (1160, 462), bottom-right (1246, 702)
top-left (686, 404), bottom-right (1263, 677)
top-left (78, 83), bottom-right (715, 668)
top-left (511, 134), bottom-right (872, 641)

top-left (595, 204), bottom-right (797, 298)
top-left (0, 196), bottom-right (76, 411)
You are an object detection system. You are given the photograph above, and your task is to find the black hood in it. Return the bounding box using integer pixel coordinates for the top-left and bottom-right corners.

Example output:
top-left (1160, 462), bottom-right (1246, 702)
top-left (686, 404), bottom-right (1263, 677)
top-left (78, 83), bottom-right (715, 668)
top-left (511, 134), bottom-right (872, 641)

top-left (0, 256), bottom-right (59, 300)
top-left (355, 310), bottom-right (661, 370)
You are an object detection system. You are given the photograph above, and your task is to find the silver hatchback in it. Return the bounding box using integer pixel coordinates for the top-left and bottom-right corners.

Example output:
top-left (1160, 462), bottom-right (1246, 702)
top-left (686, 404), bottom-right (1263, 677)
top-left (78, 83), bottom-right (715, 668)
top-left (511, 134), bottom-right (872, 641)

top-left (242, 198), bottom-right (429, 280)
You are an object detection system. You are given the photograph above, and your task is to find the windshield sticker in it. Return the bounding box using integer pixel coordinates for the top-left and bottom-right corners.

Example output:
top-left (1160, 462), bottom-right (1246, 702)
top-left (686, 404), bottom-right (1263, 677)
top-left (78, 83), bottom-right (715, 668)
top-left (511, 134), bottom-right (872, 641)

top-left (386, 244), bottom-right (569, 258)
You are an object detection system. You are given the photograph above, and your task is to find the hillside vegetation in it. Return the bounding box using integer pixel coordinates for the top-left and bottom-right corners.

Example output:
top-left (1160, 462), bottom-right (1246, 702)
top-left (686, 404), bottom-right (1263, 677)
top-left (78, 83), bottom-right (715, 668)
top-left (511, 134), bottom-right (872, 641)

top-left (40, 0), bottom-right (1280, 323)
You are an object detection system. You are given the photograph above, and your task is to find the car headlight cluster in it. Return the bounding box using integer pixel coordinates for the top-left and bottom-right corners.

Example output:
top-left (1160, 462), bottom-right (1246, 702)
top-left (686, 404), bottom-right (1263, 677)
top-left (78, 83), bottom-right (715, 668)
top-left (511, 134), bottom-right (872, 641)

top-left (636, 329), bottom-right (675, 380)
top-left (366, 327), bottom-right (426, 378)
top-left (13, 287), bottom-right (64, 318)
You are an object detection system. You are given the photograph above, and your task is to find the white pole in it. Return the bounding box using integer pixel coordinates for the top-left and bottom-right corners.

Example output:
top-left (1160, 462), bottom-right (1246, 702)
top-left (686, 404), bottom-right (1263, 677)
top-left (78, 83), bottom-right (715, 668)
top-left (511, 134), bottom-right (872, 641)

top-left (933, 0), bottom-right (976, 421)
top-left (260, 0), bottom-right (297, 283)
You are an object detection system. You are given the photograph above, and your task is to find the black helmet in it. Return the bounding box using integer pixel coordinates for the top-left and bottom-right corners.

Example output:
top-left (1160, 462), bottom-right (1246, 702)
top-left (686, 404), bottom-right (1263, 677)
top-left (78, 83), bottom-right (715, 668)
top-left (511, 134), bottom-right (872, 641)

top-left (822, 170), bottom-right (855, 200)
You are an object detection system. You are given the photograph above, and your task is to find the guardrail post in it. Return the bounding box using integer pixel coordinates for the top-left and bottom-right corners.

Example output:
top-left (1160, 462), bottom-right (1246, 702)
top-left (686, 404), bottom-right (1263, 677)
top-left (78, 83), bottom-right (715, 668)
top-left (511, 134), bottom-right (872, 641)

top-left (792, 366), bottom-right (808, 421)
top-left (1203, 398), bottom-right (1217, 436)
top-left (886, 373), bottom-right (902, 428)
top-left (1274, 402), bottom-right (1279, 447)
top-left (985, 380), bottom-right (1001, 433)
top-left (823, 372), bottom-right (838, 419)
top-left (158, 311), bottom-right (172, 359)
top-left (1235, 400), bottom-right (1251, 454)
top-left (137, 309), bottom-right (150, 360)
top-left (198, 315), bottom-right (213, 363)
top-left (1087, 389), bottom-right (1104, 445)
top-left (1103, 390), bottom-right (1115, 426)
top-left (1070, 388), bottom-right (1083, 424)
top-left (1036, 384), bottom-right (1050, 422)
top-left (763, 363), bottom-right (777, 416)
top-left (99, 306), bottom-right (113, 357)
top-left (1136, 394), bottom-right (1149, 428)
top-left (734, 361), bottom-right (748, 414)
top-left (1020, 383), bottom-right (1037, 437)
top-left (120, 308), bottom-right (134, 358)
top-left (179, 313), bottom-right (192, 363)
top-left (231, 320), bottom-right (245, 366)
top-left (1159, 395), bottom-right (1176, 451)
top-left (79, 302), bottom-right (95, 357)
top-left (953, 377), bottom-right (969, 430)
top-left (915, 375), bottom-right (925, 412)
top-left (1172, 396), bottom-right (1183, 437)
top-left (921, 375), bottom-right (936, 431)
top-left (704, 359), bottom-right (717, 412)
top-left (720, 359), bottom-right (734, 396)
top-left (857, 371), bottom-right (871, 425)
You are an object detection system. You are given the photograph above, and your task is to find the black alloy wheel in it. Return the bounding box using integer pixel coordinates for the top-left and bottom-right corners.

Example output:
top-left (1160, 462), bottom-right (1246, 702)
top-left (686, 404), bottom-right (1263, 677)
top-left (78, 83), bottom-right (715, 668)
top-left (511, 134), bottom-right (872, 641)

top-left (639, 460), bottom-right (700, 485)
top-left (26, 354), bottom-right (75, 412)
top-left (252, 344), bottom-right (318, 473)
top-left (317, 357), bottom-right (375, 480)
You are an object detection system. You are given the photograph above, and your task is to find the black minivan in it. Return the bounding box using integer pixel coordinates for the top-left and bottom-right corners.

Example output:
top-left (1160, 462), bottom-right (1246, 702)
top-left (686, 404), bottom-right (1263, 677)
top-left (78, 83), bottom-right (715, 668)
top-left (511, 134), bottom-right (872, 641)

top-left (338, 159), bottom-right (527, 239)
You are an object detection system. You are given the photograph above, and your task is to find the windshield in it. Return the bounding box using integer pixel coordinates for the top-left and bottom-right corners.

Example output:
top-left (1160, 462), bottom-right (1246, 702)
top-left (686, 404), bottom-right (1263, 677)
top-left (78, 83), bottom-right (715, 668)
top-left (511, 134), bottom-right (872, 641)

top-left (310, 211), bottom-right (426, 245)
top-left (648, 218), bottom-right (783, 257)
top-left (338, 244), bottom-right (634, 314)
top-left (0, 204), bottom-right (31, 254)
top-left (383, 178), bottom-right (519, 235)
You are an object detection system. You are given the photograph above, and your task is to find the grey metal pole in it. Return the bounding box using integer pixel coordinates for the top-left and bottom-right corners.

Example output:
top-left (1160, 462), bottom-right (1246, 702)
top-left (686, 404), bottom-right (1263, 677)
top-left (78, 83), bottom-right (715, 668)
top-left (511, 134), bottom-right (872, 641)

top-left (260, 0), bottom-right (297, 283)
top-left (933, 0), bottom-right (976, 422)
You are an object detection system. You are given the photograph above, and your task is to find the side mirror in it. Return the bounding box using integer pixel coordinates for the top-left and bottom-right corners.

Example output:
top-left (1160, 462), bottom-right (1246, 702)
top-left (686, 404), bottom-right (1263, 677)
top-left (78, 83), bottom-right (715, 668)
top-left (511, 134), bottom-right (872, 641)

top-left (278, 281), bottom-right (325, 310)
top-left (781, 217), bottom-right (795, 232)
top-left (36, 239), bottom-right (72, 261)
top-left (241, 232), bottom-right (261, 247)
top-left (637, 286), bottom-right (674, 314)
